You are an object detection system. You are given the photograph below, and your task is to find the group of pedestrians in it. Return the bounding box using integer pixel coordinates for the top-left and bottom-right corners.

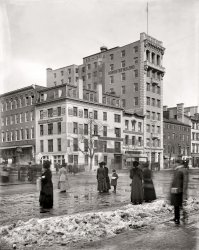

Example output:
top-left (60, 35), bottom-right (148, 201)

top-left (38, 159), bottom-right (189, 224)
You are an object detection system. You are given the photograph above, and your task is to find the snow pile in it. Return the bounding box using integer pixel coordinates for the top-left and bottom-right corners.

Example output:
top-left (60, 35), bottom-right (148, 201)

top-left (184, 197), bottom-right (199, 213)
top-left (0, 199), bottom-right (198, 249)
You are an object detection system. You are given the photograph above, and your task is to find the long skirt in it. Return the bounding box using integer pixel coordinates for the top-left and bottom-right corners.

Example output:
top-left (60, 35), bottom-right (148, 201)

top-left (39, 184), bottom-right (53, 209)
top-left (97, 178), bottom-right (106, 192)
top-left (143, 179), bottom-right (156, 202)
top-left (104, 176), bottom-right (111, 191)
top-left (60, 180), bottom-right (69, 192)
top-left (131, 178), bottom-right (143, 204)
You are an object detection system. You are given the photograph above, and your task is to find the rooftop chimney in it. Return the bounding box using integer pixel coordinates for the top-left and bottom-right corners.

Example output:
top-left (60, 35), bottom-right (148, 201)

top-left (177, 103), bottom-right (184, 122)
top-left (100, 46), bottom-right (108, 52)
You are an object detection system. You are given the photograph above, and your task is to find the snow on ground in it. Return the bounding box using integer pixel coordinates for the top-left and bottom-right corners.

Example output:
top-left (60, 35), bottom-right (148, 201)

top-left (1, 198), bottom-right (199, 249)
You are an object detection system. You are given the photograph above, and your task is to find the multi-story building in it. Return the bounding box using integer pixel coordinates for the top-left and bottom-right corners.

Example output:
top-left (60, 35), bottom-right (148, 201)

top-left (35, 80), bottom-right (145, 170)
top-left (0, 85), bottom-right (45, 164)
top-left (163, 116), bottom-right (191, 167)
top-left (164, 103), bottom-right (199, 167)
top-left (46, 32), bottom-right (165, 168)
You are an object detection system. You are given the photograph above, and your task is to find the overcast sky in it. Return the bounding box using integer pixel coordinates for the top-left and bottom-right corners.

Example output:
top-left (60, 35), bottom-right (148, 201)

top-left (1, 0), bottom-right (199, 107)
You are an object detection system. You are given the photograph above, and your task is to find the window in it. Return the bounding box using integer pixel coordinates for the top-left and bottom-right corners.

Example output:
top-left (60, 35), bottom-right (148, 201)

top-left (94, 155), bottom-right (98, 166)
top-left (68, 77), bottom-right (71, 83)
top-left (73, 138), bottom-right (78, 151)
top-left (134, 57), bottom-right (138, 64)
top-left (40, 140), bottom-right (44, 152)
top-left (103, 126), bottom-right (107, 136)
top-left (121, 61), bottom-right (125, 67)
top-left (94, 110), bottom-right (98, 119)
top-left (84, 124), bottom-right (88, 135)
top-left (87, 64), bottom-right (91, 70)
top-left (40, 125), bottom-right (44, 136)
top-left (58, 122), bottom-right (61, 134)
top-left (87, 73), bottom-right (91, 79)
top-left (134, 46), bottom-right (138, 52)
top-left (68, 68), bottom-right (71, 74)
top-left (57, 107), bottom-right (61, 116)
top-left (73, 107), bottom-right (78, 116)
top-left (146, 97), bottom-right (150, 105)
top-left (85, 155), bottom-right (89, 165)
top-left (125, 135), bottom-right (129, 147)
top-left (115, 142), bottom-right (121, 152)
top-left (115, 128), bottom-right (121, 137)
top-left (26, 128), bottom-right (29, 140)
top-left (94, 125), bottom-right (98, 135)
top-left (138, 137), bottom-right (142, 146)
top-left (152, 84), bottom-right (156, 93)
top-left (94, 62), bottom-right (97, 68)
top-left (48, 108), bottom-right (53, 118)
top-left (103, 112), bottom-right (107, 121)
top-left (48, 139), bottom-right (53, 152)
top-left (147, 124), bottom-right (150, 132)
top-left (157, 99), bottom-right (161, 108)
top-left (134, 83), bottom-right (138, 92)
top-left (30, 111), bottom-right (34, 121)
top-left (84, 109), bottom-right (88, 118)
top-left (20, 129), bottom-right (24, 140)
top-left (54, 73), bottom-right (56, 78)
top-left (121, 73), bottom-right (126, 81)
top-left (102, 141), bottom-right (107, 152)
top-left (121, 86), bottom-right (125, 94)
top-left (73, 122), bottom-right (78, 134)
top-left (152, 112), bottom-right (156, 120)
top-left (84, 139), bottom-right (88, 152)
top-left (110, 64), bottom-right (114, 71)
top-left (121, 50), bottom-right (125, 57)
top-left (134, 70), bottom-right (138, 77)
top-left (110, 76), bottom-right (114, 84)
top-left (138, 122), bottom-right (142, 132)
top-left (114, 114), bottom-right (121, 123)
top-left (134, 97), bottom-right (138, 106)
top-left (157, 126), bottom-right (161, 134)
top-left (31, 128), bottom-right (34, 138)
top-left (130, 136), bottom-right (135, 145)
top-left (146, 111), bottom-right (150, 119)
top-left (147, 70), bottom-right (150, 77)
top-left (48, 123), bottom-right (53, 135)
top-left (110, 54), bottom-right (114, 60)
top-left (40, 110), bottom-right (44, 120)
top-left (152, 98), bottom-right (155, 106)
top-left (122, 99), bottom-right (126, 108)
top-left (57, 138), bottom-right (61, 151)
top-left (61, 70), bottom-right (64, 76)
top-left (6, 131), bottom-right (10, 141)
top-left (25, 112), bottom-right (28, 122)
top-left (11, 131), bottom-right (14, 141)
top-left (157, 86), bottom-right (161, 94)
top-left (94, 140), bottom-right (98, 148)
top-left (131, 121), bottom-right (135, 130)
top-left (157, 113), bottom-right (161, 121)
top-left (125, 120), bottom-right (129, 130)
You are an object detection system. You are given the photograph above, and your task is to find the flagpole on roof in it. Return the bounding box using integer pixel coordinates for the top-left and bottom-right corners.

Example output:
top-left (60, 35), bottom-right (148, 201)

top-left (147, 2), bottom-right (149, 35)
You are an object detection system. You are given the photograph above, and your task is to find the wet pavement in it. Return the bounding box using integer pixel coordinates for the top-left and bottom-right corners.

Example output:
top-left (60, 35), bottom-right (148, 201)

top-left (0, 170), bottom-right (199, 227)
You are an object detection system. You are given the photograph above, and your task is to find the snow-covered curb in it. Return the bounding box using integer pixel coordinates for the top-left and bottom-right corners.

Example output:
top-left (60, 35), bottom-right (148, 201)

top-left (1, 198), bottom-right (199, 249)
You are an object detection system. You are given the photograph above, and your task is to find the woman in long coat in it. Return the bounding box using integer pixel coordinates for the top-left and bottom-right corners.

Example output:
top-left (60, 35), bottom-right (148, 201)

top-left (143, 164), bottom-right (156, 202)
top-left (170, 161), bottom-right (188, 224)
top-left (130, 161), bottom-right (143, 205)
top-left (103, 162), bottom-right (111, 192)
top-left (39, 160), bottom-right (53, 212)
top-left (58, 164), bottom-right (69, 192)
top-left (97, 162), bottom-right (106, 193)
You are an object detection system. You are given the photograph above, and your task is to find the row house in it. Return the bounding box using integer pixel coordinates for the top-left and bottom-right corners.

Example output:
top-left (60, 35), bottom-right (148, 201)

top-left (35, 80), bottom-right (145, 170)
top-left (0, 84), bottom-right (45, 164)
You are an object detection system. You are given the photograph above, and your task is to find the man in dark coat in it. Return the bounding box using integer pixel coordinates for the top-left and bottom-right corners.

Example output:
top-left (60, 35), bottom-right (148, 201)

top-left (170, 160), bottom-right (188, 224)
top-left (102, 162), bottom-right (110, 192)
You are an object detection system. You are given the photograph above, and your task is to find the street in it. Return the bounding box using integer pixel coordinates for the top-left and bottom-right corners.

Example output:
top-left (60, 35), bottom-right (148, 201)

top-left (0, 170), bottom-right (199, 249)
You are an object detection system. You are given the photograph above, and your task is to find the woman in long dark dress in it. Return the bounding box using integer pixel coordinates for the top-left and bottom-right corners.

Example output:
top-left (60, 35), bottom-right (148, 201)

top-left (143, 164), bottom-right (156, 202)
top-left (97, 162), bottom-right (106, 193)
top-left (130, 161), bottom-right (143, 205)
top-left (39, 160), bottom-right (53, 212)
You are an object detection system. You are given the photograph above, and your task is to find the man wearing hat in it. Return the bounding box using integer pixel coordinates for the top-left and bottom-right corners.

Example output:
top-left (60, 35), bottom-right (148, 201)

top-left (101, 161), bottom-right (111, 192)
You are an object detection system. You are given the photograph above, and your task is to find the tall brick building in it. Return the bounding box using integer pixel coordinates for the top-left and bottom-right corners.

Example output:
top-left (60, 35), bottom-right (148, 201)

top-left (46, 32), bottom-right (165, 168)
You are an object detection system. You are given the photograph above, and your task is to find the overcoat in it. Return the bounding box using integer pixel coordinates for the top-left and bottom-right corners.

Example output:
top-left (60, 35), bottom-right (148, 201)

top-left (104, 166), bottom-right (111, 190)
top-left (39, 169), bottom-right (53, 209)
top-left (170, 166), bottom-right (188, 207)
top-left (143, 168), bottom-right (156, 201)
top-left (97, 167), bottom-right (106, 192)
top-left (111, 173), bottom-right (119, 186)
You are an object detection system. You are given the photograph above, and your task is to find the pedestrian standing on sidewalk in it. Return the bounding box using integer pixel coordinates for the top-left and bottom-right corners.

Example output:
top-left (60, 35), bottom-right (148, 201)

top-left (58, 163), bottom-right (69, 193)
top-left (130, 161), bottom-right (143, 205)
top-left (111, 169), bottom-right (119, 193)
top-left (39, 160), bottom-right (53, 213)
top-left (97, 162), bottom-right (106, 193)
top-left (170, 160), bottom-right (189, 225)
top-left (143, 163), bottom-right (156, 202)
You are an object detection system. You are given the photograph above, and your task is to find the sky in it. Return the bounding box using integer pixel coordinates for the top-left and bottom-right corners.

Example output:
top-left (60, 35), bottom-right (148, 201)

top-left (0, 0), bottom-right (199, 107)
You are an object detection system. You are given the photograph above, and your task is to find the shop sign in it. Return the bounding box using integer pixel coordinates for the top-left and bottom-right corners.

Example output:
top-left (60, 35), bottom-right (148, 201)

top-left (38, 117), bottom-right (63, 124)
top-left (108, 65), bottom-right (135, 75)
